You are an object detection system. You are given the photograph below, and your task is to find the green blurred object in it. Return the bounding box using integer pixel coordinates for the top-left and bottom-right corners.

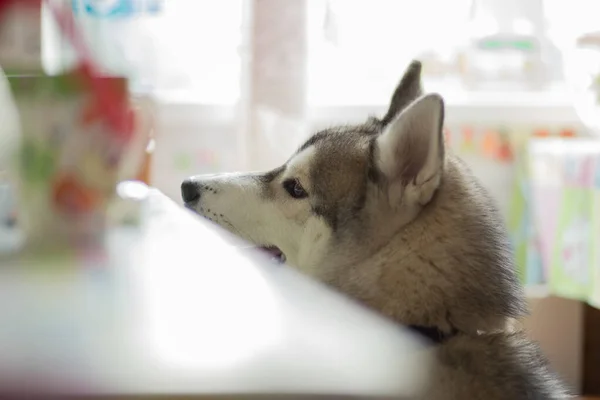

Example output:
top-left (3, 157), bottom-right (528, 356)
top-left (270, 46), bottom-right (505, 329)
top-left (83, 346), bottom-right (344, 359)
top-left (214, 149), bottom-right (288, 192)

top-left (592, 72), bottom-right (600, 105)
top-left (19, 138), bottom-right (58, 184)
top-left (6, 73), bottom-right (84, 98)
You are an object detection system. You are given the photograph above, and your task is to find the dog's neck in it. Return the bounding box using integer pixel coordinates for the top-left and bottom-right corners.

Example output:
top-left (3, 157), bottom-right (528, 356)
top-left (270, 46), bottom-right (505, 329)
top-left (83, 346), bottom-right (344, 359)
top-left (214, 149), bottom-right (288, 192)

top-left (315, 157), bottom-right (527, 337)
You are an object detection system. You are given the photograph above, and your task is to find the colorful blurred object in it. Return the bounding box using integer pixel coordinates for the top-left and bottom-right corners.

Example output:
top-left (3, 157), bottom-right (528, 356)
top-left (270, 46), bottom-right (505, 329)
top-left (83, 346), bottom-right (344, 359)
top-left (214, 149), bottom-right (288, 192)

top-left (446, 122), bottom-right (591, 291)
top-left (462, 0), bottom-right (550, 90)
top-left (0, 0), bottom-right (151, 252)
top-left (528, 139), bottom-right (600, 306)
top-left (7, 73), bottom-right (134, 249)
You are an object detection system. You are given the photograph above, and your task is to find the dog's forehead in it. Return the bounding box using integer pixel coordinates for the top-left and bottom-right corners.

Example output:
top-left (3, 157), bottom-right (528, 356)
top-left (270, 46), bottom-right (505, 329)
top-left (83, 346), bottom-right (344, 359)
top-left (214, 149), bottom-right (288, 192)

top-left (285, 146), bottom-right (316, 178)
top-left (287, 123), bottom-right (378, 181)
top-left (297, 125), bottom-right (375, 207)
top-left (298, 121), bottom-right (380, 153)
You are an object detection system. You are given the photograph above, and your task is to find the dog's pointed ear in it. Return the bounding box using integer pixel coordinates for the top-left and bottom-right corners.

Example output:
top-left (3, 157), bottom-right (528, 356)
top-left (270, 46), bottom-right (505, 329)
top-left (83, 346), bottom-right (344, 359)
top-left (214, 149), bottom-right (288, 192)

top-left (381, 60), bottom-right (423, 125)
top-left (375, 93), bottom-right (445, 206)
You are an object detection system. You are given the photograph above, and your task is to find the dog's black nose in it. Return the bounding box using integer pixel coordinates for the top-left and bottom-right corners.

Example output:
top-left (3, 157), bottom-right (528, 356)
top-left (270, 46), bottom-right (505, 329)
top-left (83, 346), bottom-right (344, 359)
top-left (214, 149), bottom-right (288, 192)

top-left (181, 179), bottom-right (201, 203)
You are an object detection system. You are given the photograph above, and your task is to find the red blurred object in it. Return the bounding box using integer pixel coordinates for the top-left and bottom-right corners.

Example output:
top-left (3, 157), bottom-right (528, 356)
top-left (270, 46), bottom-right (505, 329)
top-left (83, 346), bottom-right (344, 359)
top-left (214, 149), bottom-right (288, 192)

top-left (0, 0), bottom-right (41, 13)
top-left (559, 128), bottom-right (576, 138)
top-left (44, 1), bottom-right (135, 142)
top-left (496, 132), bottom-right (513, 162)
top-left (77, 67), bottom-right (135, 142)
top-left (533, 128), bottom-right (551, 137)
top-left (52, 174), bottom-right (99, 215)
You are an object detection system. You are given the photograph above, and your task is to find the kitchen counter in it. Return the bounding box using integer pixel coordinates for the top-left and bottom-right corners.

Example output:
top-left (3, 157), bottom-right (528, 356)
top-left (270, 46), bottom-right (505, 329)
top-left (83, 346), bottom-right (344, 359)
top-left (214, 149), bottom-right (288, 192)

top-left (0, 188), bottom-right (432, 399)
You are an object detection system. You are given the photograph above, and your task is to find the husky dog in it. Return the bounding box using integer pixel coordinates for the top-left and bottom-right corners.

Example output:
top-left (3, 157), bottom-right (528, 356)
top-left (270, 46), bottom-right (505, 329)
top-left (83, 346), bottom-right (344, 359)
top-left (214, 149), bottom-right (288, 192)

top-left (181, 61), bottom-right (569, 399)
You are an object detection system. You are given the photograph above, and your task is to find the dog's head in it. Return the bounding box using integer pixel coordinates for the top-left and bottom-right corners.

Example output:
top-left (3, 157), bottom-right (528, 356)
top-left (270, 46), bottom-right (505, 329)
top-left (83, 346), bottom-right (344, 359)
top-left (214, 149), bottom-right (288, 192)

top-left (182, 61), bottom-right (436, 267)
top-left (182, 61), bottom-right (526, 333)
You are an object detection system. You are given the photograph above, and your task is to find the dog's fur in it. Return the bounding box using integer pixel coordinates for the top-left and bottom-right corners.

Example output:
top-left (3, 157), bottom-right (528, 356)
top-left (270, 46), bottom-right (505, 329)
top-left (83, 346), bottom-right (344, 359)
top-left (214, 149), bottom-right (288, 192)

top-left (182, 61), bottom-right (570, 399)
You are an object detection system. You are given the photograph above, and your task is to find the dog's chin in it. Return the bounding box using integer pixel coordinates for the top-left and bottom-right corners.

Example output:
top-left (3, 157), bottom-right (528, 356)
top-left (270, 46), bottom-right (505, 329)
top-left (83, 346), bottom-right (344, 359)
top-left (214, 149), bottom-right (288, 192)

top-left (184, 203), bottom-right (286, 264)
top-left (257, 246), bottom-right (286, 264)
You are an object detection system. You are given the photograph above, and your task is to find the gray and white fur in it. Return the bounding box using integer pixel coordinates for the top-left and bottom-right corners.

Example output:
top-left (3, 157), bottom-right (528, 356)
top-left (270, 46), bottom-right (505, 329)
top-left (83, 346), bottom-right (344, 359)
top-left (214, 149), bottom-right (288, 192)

top-left (182, 60), bottom-right (571, 399)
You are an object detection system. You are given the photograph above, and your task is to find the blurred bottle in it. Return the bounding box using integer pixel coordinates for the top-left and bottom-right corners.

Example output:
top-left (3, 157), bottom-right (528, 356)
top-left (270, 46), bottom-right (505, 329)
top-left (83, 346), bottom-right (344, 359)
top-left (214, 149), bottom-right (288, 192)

top-left (461, 0), bottom-right (551, 90)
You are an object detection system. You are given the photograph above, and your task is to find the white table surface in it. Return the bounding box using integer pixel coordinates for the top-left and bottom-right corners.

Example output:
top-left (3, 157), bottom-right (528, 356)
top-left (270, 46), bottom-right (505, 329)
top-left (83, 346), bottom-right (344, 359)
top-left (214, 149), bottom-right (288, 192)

top-left (0, 189), bottom-right (431, 398)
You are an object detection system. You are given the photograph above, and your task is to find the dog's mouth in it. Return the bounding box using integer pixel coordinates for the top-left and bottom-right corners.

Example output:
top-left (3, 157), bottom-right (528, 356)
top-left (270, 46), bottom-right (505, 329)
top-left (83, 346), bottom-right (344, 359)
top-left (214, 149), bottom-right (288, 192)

top-left (258, 246), bottom-right (286, 264)
top-left (188, 208), bottom-right (286, 264)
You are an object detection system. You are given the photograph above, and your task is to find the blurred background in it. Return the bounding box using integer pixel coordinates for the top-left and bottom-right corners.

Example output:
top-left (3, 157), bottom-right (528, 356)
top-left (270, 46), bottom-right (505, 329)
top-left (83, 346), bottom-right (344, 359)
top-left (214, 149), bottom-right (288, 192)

top-left (2, 0), bottom-right (600, 396)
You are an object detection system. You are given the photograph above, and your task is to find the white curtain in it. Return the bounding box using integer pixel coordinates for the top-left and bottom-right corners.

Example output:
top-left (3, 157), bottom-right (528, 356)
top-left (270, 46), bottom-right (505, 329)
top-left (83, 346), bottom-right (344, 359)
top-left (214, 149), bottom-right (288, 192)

top-left (39, 0), bottom-right (583, 200)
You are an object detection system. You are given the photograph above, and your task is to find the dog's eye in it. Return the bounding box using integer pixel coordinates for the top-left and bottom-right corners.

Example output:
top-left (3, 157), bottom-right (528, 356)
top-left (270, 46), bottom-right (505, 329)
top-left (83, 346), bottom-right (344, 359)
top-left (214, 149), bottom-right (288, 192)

top-left (283, 179), bottom-right (308, 199)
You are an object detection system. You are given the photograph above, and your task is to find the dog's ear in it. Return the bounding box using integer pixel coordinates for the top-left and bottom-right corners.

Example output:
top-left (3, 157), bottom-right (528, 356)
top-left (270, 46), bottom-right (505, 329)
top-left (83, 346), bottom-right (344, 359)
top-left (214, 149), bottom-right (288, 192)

top-left (380, 60), bottom-right (423, 125)
top-left (375, 93), bottom-right (445, 206)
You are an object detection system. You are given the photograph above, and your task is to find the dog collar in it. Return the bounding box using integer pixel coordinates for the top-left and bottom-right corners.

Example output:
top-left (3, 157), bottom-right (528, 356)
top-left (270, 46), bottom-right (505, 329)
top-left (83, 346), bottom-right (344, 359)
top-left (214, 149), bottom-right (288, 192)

top-left (408, 325), bottom-right (458, 344)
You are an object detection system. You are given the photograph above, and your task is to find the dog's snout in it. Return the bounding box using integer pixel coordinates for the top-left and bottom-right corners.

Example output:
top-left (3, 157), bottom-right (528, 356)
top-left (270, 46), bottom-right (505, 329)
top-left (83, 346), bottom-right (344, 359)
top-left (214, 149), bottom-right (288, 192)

top-left (181, 179), bottom-right (201, 203)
